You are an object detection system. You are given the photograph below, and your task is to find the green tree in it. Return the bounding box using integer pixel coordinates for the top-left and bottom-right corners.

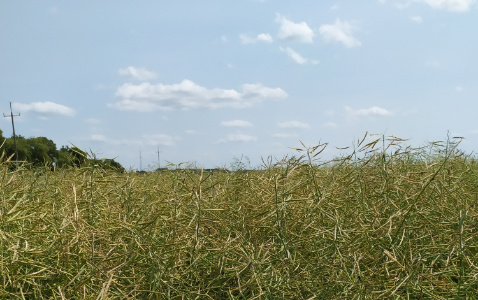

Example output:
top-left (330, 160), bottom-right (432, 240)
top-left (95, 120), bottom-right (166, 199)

top-left (57, 146), bottom-right (89, 168)
top-left (3, 135), bottom-right (31, 162)
top-left (28, 137), bottom-right (59, 166)
top-left (94, 158), bottom-right (125, 172)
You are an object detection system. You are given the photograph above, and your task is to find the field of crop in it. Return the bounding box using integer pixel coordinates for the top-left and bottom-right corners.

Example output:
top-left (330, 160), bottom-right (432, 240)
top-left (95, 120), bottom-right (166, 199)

top-left (1, 135), bottom-right (477, 299)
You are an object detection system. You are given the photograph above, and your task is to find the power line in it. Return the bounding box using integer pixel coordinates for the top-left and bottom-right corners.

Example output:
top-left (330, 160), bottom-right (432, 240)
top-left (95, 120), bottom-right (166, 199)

top-left (3, 102), bottom-right (20, 161)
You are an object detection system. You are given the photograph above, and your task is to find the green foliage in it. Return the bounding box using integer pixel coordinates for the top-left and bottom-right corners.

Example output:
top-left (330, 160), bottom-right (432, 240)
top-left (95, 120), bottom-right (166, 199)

top-left (91, 158), bottom-right (126, 172)
top-left (57, 146), bottom-right (89, 168)
top-left (0, 134), bottom-right (124, 171)
top-left (0, 135), bottom-right (477, 298)
top-left (3, 135), bottom-right (31, 162)
top-left (1, 135), bottom-right (58, 165)
top-left (29, 136), bottom-right (59, 165)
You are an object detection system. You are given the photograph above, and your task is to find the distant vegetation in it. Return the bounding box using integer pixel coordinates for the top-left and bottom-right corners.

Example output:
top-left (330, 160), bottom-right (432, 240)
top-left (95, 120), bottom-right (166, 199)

top-left (0, 129), bottom-right (124, 171)
top-left (0, 133), bottom-right (477, 298)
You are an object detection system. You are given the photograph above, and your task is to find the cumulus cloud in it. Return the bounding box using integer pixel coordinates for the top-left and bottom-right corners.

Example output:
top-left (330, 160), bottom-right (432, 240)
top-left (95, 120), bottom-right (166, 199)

top-left (319, 19), bottom-right (362, 48)
top-left (118, 66), bottom-right (158, 81)
top-left (346, 106), bottom-right (392, 118)
top-left (112, 80), bottom-right (288, 111)
top-left (13, 101), bottom-right (75, 117)
top-left (240, 33), bottom-right (273, 44)
top-left (279, 47), bottom-right (318, 65)
top-left (276, 14), bottom-right (315, 43)
top-left (278, 121), bottom-right (311, 129)
top-left (414, 0), bottom-right (475, 12)
top-left (221, 120), bottom-right (253, 127)
top-left (218, 133), bottom-right (258, 143)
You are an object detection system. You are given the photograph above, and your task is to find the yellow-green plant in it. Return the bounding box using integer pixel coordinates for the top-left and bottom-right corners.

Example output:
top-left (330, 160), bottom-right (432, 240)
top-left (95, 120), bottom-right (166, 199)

top-left (0, 134), bottom-right (477, 299)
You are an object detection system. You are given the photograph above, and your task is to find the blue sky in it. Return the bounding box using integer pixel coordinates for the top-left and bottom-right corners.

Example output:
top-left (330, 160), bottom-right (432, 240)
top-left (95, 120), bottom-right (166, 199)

top-left (1, 0), bottom-right (477, 170)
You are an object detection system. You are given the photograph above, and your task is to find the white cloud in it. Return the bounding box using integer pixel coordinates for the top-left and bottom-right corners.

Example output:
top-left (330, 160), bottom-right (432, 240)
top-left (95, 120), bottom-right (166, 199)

top-left (425, 60), bottom-right (442, 68)
top-left (13, 101), bottom-right (75, 117)
top-left (278, 121), bottom-right (311, 129)
top-left (89, 134), bottom-right (140, 146)
top-left (143, 134), bottom-right (179, 146)
top-left (273, 133), bottom-right (299, 138)
top-left (414, 0), bottom-right (475, 12)
top-left (218, 133), bottom-right (258, 143)
top-left (280, 47), bottom-right (318, 65)
top-left (90, 133), bottom-right (179, 147)
top-left (346, 106), bottom-right (392, 118)
top-left (84, 118), bottom-right (101, 125)
top-left (90, 134), bottom-right (108, 142)
top-left (118, 66), bottom-right (158, 81)
top-left (47, 6), bottom-right (59, 15)
top-left (410, 15), bottom-right (423, 23)
top-left (319, 19), bottom-right (362, 48)
top-left (325, 122), bottom-right (338, 128)
top-left (221, 120), bottom-right (253, 127)
top-left (276, 14), bottom-right (315, 43)
top-left (240, 33), bottom-right (273, 44)
top-left (112, 80), bottom-right (288, 111)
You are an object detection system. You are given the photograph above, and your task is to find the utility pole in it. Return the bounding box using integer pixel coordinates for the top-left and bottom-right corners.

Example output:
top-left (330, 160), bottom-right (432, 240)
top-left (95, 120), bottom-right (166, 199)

top-left (3, 102), bottom-right (20, 161)
top-left (156, 147), bottom-right (161, 169)
top-left (139, 150), bottom-right (142, 172)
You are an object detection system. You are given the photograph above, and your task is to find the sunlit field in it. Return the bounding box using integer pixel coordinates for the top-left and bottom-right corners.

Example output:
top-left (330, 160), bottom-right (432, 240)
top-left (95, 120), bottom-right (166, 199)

top-left (1, 135), bottom-right (477, 299)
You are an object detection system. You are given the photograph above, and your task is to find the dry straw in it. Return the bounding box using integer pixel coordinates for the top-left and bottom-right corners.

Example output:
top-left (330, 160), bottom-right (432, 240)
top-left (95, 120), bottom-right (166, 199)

top-left (0, 134), bottom-right (477, 298)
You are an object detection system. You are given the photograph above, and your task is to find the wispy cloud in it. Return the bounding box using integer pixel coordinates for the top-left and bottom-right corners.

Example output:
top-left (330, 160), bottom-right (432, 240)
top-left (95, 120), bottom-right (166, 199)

top-left (278, 121), bottom-right (311, 129)
top-left (221, 120), bottom-right (253, 127)
top-left (410, 15), bottom-right (423, 23)
top-left (118, 66), bottom-right (158, 81)
top-left (346, 106), bottom-right (392, 118)
top-left (143, 134), bottom-right (180, 146)
top-left (47, 6), bottom-right (59, 15)
top-left (414, 0), bottom-right (475, 12)
top-left (84, 118), bottom-right (101, 125)
top-left (276, 14), bottom-right (315, 43)
top-left (425, 60), bottom-right (442, 68)
top-left (90, 134), bottom-right (140, 146)
top-left (112, 80), bottom-right (288, 111)
top-left (273, 133), bottom-right (299, 138)
top-left (90, 133), bottom-right (179, 146)
top-left (319, 19), bottom-right (362, 48)
top-left (218, 133), bottom-right (258, 143)
top-left (279, 47), bottom-right (318, 65)
top-left (240, 33), bottom-right (273, 44)
top-left (13, 101), bottom-right (75, 117)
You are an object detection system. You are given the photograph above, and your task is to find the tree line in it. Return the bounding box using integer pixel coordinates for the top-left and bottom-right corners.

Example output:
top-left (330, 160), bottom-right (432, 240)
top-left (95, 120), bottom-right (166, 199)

top-left (0, 129), bottom-right (124, 171)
